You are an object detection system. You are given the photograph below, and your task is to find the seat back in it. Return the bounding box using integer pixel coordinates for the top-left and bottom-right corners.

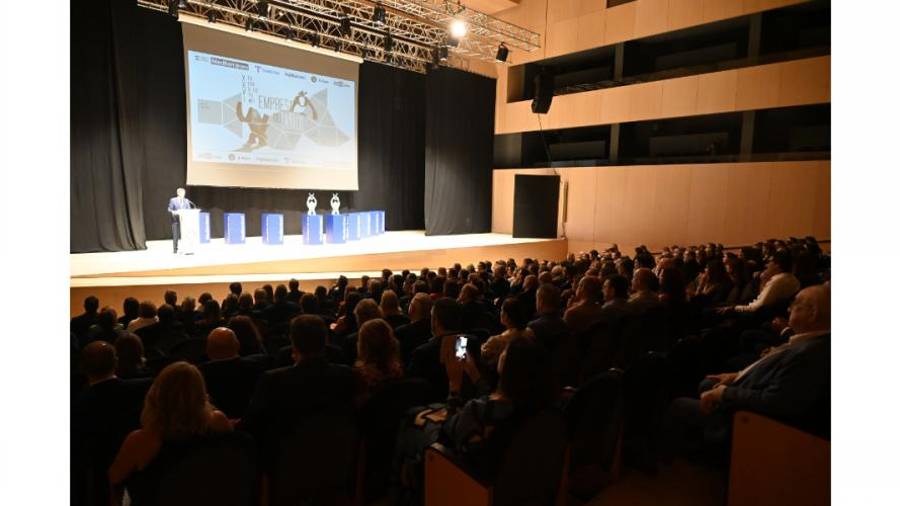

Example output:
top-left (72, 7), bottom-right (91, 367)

top-left (623, 352), bottom-right (670, 450)
top-left (578, 321), bottom-right (622, 384)
top-left (155, 432), bottom-right (257, 506)
top-left (564, 370), bottom-right (625, 499)
top-left (269, 412), bottom-right (359, 506)
top-left (492, 410), bottom-right (568, 506)
top-left (549, 330), bottom-right (578, 388)
top-left (168, 338), bottom-right (207, 364)
top-left (358, 378), bottom-right (431, 501)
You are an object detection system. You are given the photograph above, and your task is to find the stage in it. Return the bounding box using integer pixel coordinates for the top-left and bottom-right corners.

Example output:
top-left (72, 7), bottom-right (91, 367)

top-left (70, 231), bottom-right (567, 316)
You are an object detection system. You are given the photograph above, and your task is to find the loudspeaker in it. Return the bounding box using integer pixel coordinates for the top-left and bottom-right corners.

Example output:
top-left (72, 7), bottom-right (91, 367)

top-left (513, 175), bottom-right (560, 238)
top-left (531, 72), bottom-right (554, 114)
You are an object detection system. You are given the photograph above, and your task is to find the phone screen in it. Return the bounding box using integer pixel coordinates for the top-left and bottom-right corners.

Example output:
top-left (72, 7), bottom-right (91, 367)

top-left (455, 335), bottom-right (468, 360)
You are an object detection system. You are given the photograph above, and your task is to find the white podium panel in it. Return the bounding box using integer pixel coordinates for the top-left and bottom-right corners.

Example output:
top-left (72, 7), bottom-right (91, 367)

top-left (175, 208), bottom-right (201, 255)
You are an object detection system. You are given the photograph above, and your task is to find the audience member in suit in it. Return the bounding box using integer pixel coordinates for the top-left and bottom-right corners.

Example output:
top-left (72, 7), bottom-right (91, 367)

top-left (528, 283), bottom-right (569, 352)
top-left (600, 274), bottom-right (631, 329)
top-left (353, 319), bottom-right (404, 405)
top-left (235, 292), bottom-right (255, 318)
top-left (408, 298), bottom-right (484, 402)
top-left (178, 297), bottom-right (198, 336)
top-left (114, 333), bottom-right (153, 380)
top-left (72, 342), bottom-right (152, 506)
top-left (690, 258), bottom-right (733, 306)
top-left (564, 276), bottom-right (605, 335)
top-left (458, 283), bottom-right (485, 331)
top-left (286, 278), bottom-right (303, 304)
top-left (118, 297), bottom-right (140, 328)
top-left (315, 285), bottom-right (336, 316)
top-left (251, 288), bottom-right (271, 318)
top-left (109, 362), bottom-right (232, 505)
top-left (126, 301), bottom-right (158, 334)
top-left (135, 304), bottom-right (188, 356)
top-left (341, 298), bottom-right (384, 365)
top-left (84, 306), bottom-right (127, 348)
top-left (263, 284), bottom-right (301, 327)
top-left (228, 315), bottom-right (267, 356)
top-left (221, 294), bottom-right (239, 320)
top-left (199, 327), bottom-right (265, 419)
top-left (240, 315), bottom-right (355, 456)
top-left (329, 275), bottom-right (349, 304)
top-left (193, 299), bottom-right (226, 339)
top-left (229, 281), bottom-right (243, 298)
top-left (628, 268), bottom-right (663, 314)
top-left (664, 284), bottom-right (831, 460)
top-left (395, 293), bottom-right (433, 366)
top-left (380, 289), bottom-right (410, 329)
top-left (163, 290), bottom-right (178, 312)
top-left (71, 295), bottom-right (100, 344)
top-left (481, 297), bottom-right (535, 366)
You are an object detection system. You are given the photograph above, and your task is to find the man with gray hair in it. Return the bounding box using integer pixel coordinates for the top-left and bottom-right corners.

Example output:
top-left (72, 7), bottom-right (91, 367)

top-left (664, 284), bottom-right (831, 459)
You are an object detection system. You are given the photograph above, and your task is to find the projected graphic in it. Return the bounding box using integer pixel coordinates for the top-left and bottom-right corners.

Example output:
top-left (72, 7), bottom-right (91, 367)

top-left (188, 50), bottom-right (356, 170)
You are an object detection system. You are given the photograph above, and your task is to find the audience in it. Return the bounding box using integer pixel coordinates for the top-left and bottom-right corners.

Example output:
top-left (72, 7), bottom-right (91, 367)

top-left (69, 235), bottom-right (830, 504)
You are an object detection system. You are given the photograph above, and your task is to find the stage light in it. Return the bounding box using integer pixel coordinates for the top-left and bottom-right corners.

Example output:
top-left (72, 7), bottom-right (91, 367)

top-left (383, 32), bottom-right (393, 53)
top-left (450, 19), bottom-right (467, 39)
top-left (439, 46), bottom-right (449, 62)
top-left (257, 1), bottom-right (269, 18)
top-left (178, 0), bottom-right (189, 7)
top-left (206, 10), bottom-right (218, 23)
top-left (245, 17), bottom-right (254, 32)
top-left (167, 0), bottom-right (179, 18)
top-left (495, 43), bottom-right (509, 62)
top-left (372, 5), bottom-right (386, 24)
top-left (310, 32), bottom-right (321, 47)
top-left (284, 27), bottom-right (296, 40)
top-left (339, 16), bottom-right (352, 36)
top-left (446, 36), bottom-right (459, 48)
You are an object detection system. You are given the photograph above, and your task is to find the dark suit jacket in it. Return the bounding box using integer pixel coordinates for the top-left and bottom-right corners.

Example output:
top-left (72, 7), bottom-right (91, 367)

top-left (262, 300), bottom-right (301, 326)
top-left (720, 333), bottom-right (831, 436)
top-left (135, 321), bottom-right (189, 355)
top-left (71, 312), bottom-right (99, 342)
top-left (240, 357), bottom-right (355, 444)
top-left (199, 356), bottom-right (267, 419)
top-left (395, 317), bottom-right (432, 366)
top-left (527, 312), bottom-right (569, 352)
top-left (71, 377), bottom-right (153, 505)
top-left (385, 313), bottom-right (411, 330)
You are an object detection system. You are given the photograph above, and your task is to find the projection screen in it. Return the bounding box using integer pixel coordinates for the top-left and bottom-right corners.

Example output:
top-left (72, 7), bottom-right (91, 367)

top-left (182, 22), bottom-right (359, 190)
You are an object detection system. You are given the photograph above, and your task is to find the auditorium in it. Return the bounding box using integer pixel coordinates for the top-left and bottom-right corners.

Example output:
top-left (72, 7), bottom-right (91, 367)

top-left (1, 0), bottom-right (892, 505)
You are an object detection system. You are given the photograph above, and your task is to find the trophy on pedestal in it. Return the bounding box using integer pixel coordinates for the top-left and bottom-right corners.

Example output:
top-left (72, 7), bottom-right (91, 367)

top-left (306, 193), bottom-right (317, 216)
top-left (330, 193), bottom-right (341, 215)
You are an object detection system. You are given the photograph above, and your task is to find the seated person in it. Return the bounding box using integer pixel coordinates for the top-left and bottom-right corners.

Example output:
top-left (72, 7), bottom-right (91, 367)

top-left (108, 362), bottom-right (232, 505)
top-left (84, 306), bottom-right (127, 348)
top-left (126, 301), bottom-right (158, 334)
top-left (71, 295), bottom-right (100, 344)
top-left (481, 297), bottom-right (534, 366)
top-left (72, 342), bottom-right (152, 506)
top-left (380, 290), bottom-right (411, 329)
top-left (118, 297), bottom-right (140, 328)
top-left (114, 333), bottom-right (153, 380)
top-left (527, 283), bottom-right (569, 352)
top-left (240, 315), bottom-right (355, 454)
top-left (628, 268), bottom-right (662, 314)
top-left (341, 298), bottom-right (384, 365)
top-left (353, 319), bottom-right (404, 404)
top-left (192, 299), bottom-right (226, 339)
top-left (563, 276), bottom-right (605, 335)
top-left (227, 315), bottom-right (267, 356)
top-left (135, 304), bottom-right (188, 356)
top-left (395, 293), bottom-right (433, 366)
top-left (664, 284), bottom-right (831, 461)
top-left (718, 249), bottom-right (801, 316)
top-left (199, 328), bottom-right (266, 419)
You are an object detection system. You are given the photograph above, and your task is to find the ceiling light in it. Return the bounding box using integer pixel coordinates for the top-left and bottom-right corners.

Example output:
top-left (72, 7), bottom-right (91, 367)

top-left (372, 5), bottom-right (386, 24)
top-left (449, 19), bottom-right (467, 39)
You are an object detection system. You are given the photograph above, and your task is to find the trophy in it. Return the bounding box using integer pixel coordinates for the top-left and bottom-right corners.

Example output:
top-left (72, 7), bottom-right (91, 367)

top-left (306, 193), bottom-right (317, 216)
top-left (330, 193), bottom-right (341, 215)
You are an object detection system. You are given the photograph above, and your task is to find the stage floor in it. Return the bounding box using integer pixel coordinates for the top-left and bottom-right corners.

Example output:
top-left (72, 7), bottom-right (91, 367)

top-left (71, 231), bottom-right (565, 280)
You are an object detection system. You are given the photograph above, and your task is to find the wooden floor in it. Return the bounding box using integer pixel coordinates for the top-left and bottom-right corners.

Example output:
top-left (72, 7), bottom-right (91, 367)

top-left (70, 231), bottom-right (567, 316)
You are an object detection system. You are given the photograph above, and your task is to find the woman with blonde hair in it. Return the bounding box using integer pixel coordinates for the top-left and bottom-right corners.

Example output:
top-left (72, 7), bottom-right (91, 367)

top-left (108, 362), bottom-right (231, 505)
top-left (354, 319), bottom-right (403, 400)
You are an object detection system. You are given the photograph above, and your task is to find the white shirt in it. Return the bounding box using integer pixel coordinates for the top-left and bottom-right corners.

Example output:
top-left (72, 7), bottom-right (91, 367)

top-left (734, 272), bottom-right (801, 313)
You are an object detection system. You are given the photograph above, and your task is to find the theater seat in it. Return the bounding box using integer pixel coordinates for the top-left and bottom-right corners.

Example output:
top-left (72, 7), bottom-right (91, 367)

top-left (727, 411), bottom-right (830, 506)
top-left (424, 410), bottom-right (569, 506)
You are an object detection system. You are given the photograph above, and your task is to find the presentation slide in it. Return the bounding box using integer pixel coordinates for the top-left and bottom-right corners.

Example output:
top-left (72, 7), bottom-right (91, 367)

top-left (182, 23), bottom-right (359, 190)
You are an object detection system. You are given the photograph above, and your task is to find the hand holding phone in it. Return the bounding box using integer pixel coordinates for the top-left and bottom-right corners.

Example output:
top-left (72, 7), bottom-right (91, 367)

top-left (455, 335), bottom-right (468, 360)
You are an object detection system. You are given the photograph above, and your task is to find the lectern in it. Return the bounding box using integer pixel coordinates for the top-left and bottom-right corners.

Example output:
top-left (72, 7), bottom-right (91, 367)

top-left (175, 208), bottom-right (201, 254)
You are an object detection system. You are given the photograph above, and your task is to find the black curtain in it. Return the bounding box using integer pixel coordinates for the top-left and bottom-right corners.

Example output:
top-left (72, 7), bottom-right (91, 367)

top-left (424, 67), bottom-right (496, 235)
top-left (70, 0), bottom-right (147, 252)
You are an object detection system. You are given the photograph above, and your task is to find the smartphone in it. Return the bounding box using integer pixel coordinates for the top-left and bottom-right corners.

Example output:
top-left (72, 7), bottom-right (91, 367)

top-left (455, 335), bottom-right (468, 360)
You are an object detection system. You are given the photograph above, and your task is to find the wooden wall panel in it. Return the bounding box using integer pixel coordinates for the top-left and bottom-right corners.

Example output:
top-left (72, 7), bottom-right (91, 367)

top-left (668, 0), bottom-right (705, 32)
top-left (493, 161), bottom-right (830, 252)
top-left (635, 0), bottom-right (670, 38)
top-left (496, 56), bottom-right (829, 134)
top-left (703, 0), bottom-right (744, 22)
top-left (604, 2), bottom-right (637, 45)
top-left (576, 9), bottom-right (606, 50)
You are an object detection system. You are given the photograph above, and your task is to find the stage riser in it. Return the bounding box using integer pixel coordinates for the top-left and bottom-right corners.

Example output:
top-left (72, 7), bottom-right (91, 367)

top-left (81, 240), bottom-right (567, 278)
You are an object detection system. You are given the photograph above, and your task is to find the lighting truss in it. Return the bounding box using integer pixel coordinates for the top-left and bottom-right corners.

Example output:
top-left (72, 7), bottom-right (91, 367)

top-left (137, 0), bottom-right (540, 74)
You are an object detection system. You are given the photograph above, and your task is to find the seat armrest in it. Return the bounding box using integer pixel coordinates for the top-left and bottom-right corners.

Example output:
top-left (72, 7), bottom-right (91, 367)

top-left (425, 444), bottom-right (491, 506)
top-left (728, 411), bottom-right (829, 506)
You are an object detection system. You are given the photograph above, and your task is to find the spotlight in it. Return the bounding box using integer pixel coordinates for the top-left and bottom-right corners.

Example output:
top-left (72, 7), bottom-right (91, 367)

top-left (245, 17), bottom-right (254, 31)
top-left (372, 5), bottom-right (386, 24)
top-left (284, 27), bottom-right (295, 40)
top-left (206, 10), bottom-right (218, 23)
top-left (439, 46), bottom-right (449, 62)
top-left (383, 32), bottom-right (393, 53)
top-left (446, 36), bottom-right (459, 48)
top-left (178, 0), bottom-right (189, 7)
top-left (310, 32), bottom-right (321, 47)
top-left (339, 16), bottom-right (352, 36)
top-left (168, 0), bottom-right (179, 18)
top-left (449, 19), bottom-right (467, 39)
top-left (495, 42), bottom-right (509, 62)
top-left (257, 1), bottom-right (269, 18)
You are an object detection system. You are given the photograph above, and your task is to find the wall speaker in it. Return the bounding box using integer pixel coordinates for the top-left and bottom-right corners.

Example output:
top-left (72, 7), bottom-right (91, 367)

top-left (531, 71), bottom-right (554, 114)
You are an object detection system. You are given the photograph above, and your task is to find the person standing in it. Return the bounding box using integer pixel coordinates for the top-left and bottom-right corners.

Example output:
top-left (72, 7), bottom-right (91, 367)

top-left (167, 187), bottom-right (195, 254)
